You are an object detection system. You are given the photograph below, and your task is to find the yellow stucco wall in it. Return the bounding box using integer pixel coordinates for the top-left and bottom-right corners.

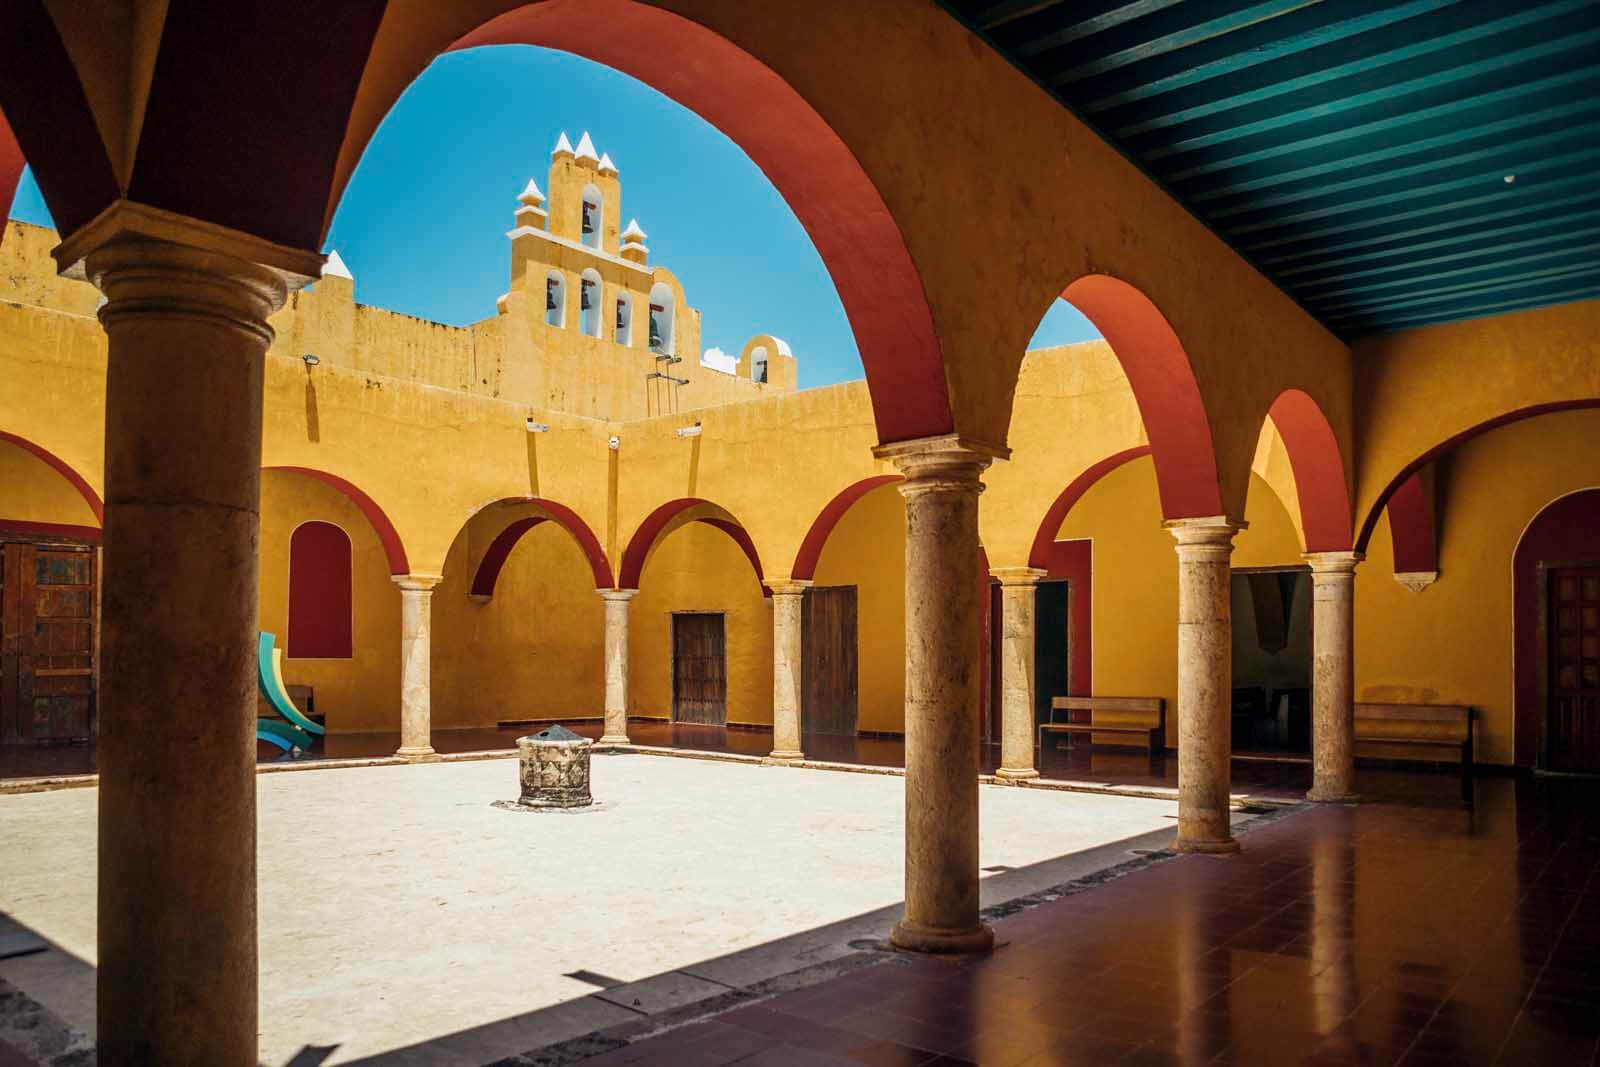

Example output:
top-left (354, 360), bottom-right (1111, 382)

top-left (630, 522), bottom-right (773, 725)
top-left (257, 470), bottom-right (401, 733)
top-left (812, 483), bottom-right (905, 734)
top-left (0, 440), bottom-right (97, 527)
top-left (432, 517), bottom-right (606, 729)
top-left (1354, 408), bottom-right (1600, 766)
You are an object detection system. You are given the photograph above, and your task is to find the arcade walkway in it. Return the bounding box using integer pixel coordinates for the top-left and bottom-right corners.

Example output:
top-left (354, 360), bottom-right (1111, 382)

top-left (584, 775), bottom-right (1600, 1066)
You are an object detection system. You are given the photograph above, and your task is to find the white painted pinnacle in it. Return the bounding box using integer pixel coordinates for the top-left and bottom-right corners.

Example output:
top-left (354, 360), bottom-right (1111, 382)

top-left (322, 249), bottom-right (354, 281)
top-left (598, 152), bottom-right (617, 174)
top-left (518, 178), bottom-right (545, 205)
top-left (552, 132), bottom-right (574, 158)
top-left (621, 218), bottom-right (647, 241)
top-left (575, 131), bottom-right (599, 162)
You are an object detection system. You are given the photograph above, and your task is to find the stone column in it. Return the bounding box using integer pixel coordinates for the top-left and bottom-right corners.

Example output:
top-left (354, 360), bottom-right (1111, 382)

top-left (766, 579), bottom-right (811, 764)
top-left (1165, 518), bottom-right (1245, 854)
top-left (53, 203), bottom-right (319, 1065)
top-left (992, 567), bottom-right (1047, 782)
top-left (394, 574), bottom-right (443, 761)
top-left (599, 588), bottom-right (637, 744)
top-left (1305, 552), bottom-right (1362, 802)
top-left (875, 434), bottom-right (999, 954)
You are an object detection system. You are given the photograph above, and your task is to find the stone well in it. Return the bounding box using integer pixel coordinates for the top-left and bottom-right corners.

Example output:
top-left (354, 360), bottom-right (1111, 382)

top-left (514, 725), bottom-right (594, 809)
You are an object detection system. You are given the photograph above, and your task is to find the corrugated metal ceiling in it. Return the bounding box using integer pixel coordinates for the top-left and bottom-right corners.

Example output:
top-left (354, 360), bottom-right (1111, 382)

top-left (943, 0), bottom-right (1600, 336)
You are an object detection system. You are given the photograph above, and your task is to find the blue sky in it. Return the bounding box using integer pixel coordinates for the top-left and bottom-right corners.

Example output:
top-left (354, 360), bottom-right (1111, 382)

top-left (8, 47), bottom-right (1097, 388)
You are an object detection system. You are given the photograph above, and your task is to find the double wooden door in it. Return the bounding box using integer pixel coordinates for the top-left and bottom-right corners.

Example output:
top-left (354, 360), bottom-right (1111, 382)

top-left (1550, 566), bottom-right (1600, 772)
top-left (672, 612), bottom-right (727, 725)
top-left (803, 585), bottom-right (858, 736)
top-left (1, 541), bottom-right (97, 744)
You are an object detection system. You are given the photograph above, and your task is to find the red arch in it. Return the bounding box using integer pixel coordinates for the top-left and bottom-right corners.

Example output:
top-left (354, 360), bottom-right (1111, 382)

top-left (1062, 277), bottom-right (1222, 520)
top-left (1356, 400), bottom-right (1600, 554)
top-left (394, 2), bottom-right (944, 445)
top-left (618, 499), bottom-right (766, 594)
top-left (0, 430), bottom-right (103, 523)
top-left (1266, 389), bottom-right (1353, 553)
top-left (0, 106), bottom-right (22, 230)
top-left (791, 475), bottom-right (902, 581)
top-left (1385, 471), bottom-right (1437, 575)
top-left (1028, 446), bottom-right (1152, 569)
top-left (264, 466), bottom-right (409, 575)
top-left (1513, 489), bottom-right (1600, 766)
top-left (469, 497), bottom-right (614, 595)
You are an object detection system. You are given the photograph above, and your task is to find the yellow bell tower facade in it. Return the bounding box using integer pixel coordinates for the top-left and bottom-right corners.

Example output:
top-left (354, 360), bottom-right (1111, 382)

top-left (499, 131), bottom-right (795, 420)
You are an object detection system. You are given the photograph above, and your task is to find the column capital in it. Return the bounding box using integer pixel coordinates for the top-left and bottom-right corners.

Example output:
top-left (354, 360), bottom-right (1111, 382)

top-left (1165, 516), bottom-right (1246, 561)
top-left (873, 434), bottom-right (1000, 493)
top-left (392, 573), bottom-right (443, 593)
top-left (766, 579), bottom-right (813, 597)
top-left (598, 587), bottom-right (639, 603)
top-left (990, 566), bottom-right (1048, 587)
top-left (1305, 551), bottom-right (1364, 577)
top-left (55, 199), bottom-right (324, 285)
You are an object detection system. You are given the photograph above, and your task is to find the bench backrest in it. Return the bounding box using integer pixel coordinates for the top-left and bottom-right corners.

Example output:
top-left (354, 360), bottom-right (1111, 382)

top-left (1355, 702), bottom-right (1472, 742)
top-left (1050, 696), bottom-right (1164, 730)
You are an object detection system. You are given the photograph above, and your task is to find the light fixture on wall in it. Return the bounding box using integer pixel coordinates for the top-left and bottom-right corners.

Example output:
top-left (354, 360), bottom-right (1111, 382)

top-left (301, 353), bottom-right (320, 367)
top-left (525, 417), bottom-right (550, 433)
top-left (675, 423), bottom-right (703, 439)
top-left (608, 435), bottom-right (621, 451)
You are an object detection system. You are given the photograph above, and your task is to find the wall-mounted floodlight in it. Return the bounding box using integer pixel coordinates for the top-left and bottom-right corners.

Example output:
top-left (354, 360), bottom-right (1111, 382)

top-left (525, 418), bottom-right (550, 433)
top-left (675, 424), bottom-right (703, 439)
top-left (301, 353), bottom-right (320, 366)
top-left (608, 435), bottom-right (621, 451)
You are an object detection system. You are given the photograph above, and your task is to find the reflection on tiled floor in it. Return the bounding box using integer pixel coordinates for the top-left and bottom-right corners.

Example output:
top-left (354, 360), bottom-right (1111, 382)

top-left (588, 774), bottom-right (1600, 1066)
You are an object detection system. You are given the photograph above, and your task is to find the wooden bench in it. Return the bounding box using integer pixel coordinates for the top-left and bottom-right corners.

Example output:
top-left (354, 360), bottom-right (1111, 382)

top-left (1354, 703), bottom-right (1474, 771)
top-left (1040, 696), bottom-right (1165, 755)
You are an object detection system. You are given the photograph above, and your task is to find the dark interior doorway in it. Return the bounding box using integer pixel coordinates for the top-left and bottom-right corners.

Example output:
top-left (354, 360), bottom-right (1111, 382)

top-left (672, 612), bottom-right (727, 725)
top-left (1549, 566), bottom-right (1600, 773)
top-left (803, 585), bottom-right (858, 736)
top-left (1230, 568), bottom-right (1311, 755)
top-left (1, 539), bottom-right (97, 745)
top-left (1034, 580), bottom-right (1071, 727)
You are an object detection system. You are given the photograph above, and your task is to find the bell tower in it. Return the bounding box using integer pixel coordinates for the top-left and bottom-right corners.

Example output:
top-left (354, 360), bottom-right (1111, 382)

top-left (547, 131), bottom-right (622, 253)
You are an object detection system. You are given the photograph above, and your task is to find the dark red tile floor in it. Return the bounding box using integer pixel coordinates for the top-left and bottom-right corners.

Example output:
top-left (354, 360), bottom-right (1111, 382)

top-left (583, 774), bottom-right (1600, 1066)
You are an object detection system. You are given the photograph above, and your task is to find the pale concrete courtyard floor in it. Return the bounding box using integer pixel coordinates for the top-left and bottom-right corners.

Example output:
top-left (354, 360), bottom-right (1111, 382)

top-left (0, 752), bottom-right (1206, 1066)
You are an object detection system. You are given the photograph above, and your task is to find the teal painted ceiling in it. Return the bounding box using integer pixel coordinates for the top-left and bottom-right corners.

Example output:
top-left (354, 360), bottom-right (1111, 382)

top-left (944, 0), bottom-right (1600, 337)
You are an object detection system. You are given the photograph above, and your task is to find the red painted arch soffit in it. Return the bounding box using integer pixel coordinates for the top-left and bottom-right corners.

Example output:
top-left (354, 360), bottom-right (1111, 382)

top-left (1061, 277), bottom-right (1222, 520)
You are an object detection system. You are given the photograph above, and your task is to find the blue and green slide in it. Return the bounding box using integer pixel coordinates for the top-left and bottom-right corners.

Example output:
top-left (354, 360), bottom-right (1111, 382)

top-left (255, 632), bottom-right (325, 752)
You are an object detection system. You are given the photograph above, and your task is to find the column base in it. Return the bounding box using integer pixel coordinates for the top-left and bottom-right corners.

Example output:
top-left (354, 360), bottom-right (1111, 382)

top-left (994, 767), bottom-right (1040, 783)
top-left (1173, 836), bottom-right (1241, 855)
top-left (762, 750), bottom-right (805, 765)
top-left (890, 918), bottom-right (994, 955)
top-left (395, 746), bottom-right (441, 763)
top-left (597, 734), bottom-right (632, 746)
top-left (1306, 789), bottom-right (1360, 804)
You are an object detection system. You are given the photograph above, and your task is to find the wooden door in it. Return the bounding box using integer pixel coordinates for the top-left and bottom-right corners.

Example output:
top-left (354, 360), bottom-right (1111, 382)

top-left (803, 585), bottom-right (858, 736)
top-left (1550, 567), bottom-right (1600, 772)
top-left (2, 542), bottom-right (96, 744)
top-left (672, 613), bottom-right (727, 725)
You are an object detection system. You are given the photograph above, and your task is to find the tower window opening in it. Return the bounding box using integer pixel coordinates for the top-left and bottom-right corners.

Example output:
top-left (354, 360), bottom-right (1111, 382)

top-left (580, 271), bottom-right (602, 337)
top-left (753, 345), bottom-right (769, 384)
top-left (581, 185), bottom-right (603, 250)
top-left (616, 294), bottom-right (632, 345)
top-left (545, 272), bottom-right (565, 327)
top-left (648, 282), bottom-right (676, 356)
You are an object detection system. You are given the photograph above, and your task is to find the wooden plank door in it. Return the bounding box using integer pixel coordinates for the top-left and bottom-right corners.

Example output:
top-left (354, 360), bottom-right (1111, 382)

top-left (802, 585), bottom-right (858, 736)
top-left (672, 613), bottom-right (727, 725)
top-left (2, 542), bottom-right (96, 744)
top-left (1550, 566), bottom-right (1600, 772)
